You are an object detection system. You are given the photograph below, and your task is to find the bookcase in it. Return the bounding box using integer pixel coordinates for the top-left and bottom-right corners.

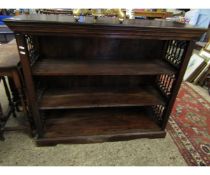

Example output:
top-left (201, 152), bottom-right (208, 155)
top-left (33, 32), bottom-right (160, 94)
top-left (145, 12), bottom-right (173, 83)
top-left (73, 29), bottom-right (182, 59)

top-left (4, 15), bottom-right (206, 146)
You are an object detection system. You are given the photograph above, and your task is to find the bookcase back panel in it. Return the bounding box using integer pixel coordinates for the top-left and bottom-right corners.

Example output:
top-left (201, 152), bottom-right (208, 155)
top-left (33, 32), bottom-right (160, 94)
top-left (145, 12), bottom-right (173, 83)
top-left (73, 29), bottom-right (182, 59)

top-left (35, 75), bottom-right (156, 89)
top-left (37, 36), bottom-right (164, 60)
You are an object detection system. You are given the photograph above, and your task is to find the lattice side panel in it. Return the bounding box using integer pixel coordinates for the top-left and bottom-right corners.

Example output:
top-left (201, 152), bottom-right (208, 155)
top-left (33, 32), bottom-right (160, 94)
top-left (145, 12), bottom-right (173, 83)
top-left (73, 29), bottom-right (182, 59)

top-left (25, 35), bottom-right (39, 65)
top-left (164, 40), bottom-right (188, 68)
top-left (152, 74), bottom-right (176, 123)
top-left (151, 105), bottom-right (165, 124)
top-left (156, 74), bottom-right (176, 98)
top-left (153, 40), bottom-right (189, 124)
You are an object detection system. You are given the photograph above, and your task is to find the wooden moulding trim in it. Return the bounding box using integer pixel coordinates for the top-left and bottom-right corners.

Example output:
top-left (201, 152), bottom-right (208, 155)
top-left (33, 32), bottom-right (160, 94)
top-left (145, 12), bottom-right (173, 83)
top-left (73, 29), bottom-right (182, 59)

top-left (5, 23), bottom-right (206, 40)
top-left (36, 130), bottom-right (166, 146)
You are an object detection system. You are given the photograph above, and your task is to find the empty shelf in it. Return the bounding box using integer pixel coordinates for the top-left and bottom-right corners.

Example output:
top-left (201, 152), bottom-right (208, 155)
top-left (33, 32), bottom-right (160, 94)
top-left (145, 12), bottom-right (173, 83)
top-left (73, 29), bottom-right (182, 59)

top-left (36, 108), bottom-right (165, 145)
top-left (38, 86), bottom-right (165, 110)
top-left (33, 58), bottom-right (175, 76)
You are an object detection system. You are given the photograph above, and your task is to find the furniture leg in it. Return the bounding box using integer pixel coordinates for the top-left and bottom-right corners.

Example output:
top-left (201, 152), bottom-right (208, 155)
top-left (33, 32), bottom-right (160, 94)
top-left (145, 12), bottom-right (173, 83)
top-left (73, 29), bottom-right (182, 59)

top-left (3, 34), bottom-right (8, 43)
top-left (0, 103), bottom-right (5, 140)
top-left (15, 33), bottom-right (43, 137)
top-left (8, 76), bottom-right (20, 111)
top-left (2, 76), bottom-right (16, 118)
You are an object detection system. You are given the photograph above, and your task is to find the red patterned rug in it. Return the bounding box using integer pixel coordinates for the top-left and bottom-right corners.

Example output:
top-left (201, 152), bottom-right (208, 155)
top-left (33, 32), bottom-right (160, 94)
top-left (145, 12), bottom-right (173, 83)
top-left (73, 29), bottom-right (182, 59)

top-left (167, 83), bottom-right (210, 166)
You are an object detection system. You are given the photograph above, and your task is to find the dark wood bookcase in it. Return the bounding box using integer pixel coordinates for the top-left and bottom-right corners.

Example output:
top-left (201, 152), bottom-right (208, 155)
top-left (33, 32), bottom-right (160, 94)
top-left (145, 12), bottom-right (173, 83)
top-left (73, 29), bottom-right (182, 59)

top-left (4, 15), bottom-right (206, 146)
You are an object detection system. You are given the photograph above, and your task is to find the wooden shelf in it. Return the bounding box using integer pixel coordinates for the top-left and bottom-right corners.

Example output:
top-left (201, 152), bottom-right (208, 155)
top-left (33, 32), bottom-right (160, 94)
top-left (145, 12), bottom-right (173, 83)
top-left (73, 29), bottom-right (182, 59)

top-left (32, 58), bottom-right (175, 76)
top-left (38, 86), bottom-right (165, 110)
top-left (37, 108), bottom-right (165, 145)
top-left (8, 14), bottom-right (204, 146)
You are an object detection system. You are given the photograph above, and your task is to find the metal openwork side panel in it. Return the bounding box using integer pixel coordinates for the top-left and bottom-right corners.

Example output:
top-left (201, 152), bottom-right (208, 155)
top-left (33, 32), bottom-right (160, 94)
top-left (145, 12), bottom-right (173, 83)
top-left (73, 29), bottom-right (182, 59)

top-left (152, 105), bottom-right (165, 124)
top-left (157, 74), bottom-right (176, 98)
top-left (164, 40), bottom-right (188, 68)
top-left (153, 40), bottom-right (189, 125)
top-left (25, 35), bottom-right (39, 66)
top-left (152, 74), bottom-right (176, 124)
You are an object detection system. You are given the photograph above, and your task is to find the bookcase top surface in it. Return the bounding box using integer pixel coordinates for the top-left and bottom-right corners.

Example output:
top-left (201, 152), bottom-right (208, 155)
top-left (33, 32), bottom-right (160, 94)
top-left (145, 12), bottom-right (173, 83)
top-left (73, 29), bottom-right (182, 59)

top-left (4, 14), bottom-right (205, 30)
top-left (4, 15), bottom-right (206, 40)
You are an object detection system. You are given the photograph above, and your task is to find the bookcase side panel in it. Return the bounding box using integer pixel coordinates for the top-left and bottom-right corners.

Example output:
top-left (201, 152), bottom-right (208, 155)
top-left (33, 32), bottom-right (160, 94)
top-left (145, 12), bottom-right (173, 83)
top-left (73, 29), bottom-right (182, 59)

top-left (160, 40), bottom-right (195, 129)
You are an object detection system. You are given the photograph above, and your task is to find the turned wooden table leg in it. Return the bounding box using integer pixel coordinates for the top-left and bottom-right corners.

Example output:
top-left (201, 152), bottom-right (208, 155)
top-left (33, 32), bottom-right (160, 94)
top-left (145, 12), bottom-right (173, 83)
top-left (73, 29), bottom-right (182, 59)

top-left (0, 77), bottom-right (5, 140)
top-left (12, 69), bottom-right (34, 136)
top-left (2, 76), bottom-right (16, 118)
top-left (0, 103), bottom-right (5, 140)
top-left (0, 103), bottom-right (3, 120)
top-left (0, 78), bottom-right (4, 121)
top-left (12, 70), bottom-right (27, 114)
top-left (8, 76), bottom-right (20, 111)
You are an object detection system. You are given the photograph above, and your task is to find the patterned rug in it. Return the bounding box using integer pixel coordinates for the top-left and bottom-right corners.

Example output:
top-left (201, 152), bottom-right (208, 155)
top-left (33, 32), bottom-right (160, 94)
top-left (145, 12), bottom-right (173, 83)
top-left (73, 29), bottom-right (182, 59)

top-left (167, 83), bottom-right (210, 166)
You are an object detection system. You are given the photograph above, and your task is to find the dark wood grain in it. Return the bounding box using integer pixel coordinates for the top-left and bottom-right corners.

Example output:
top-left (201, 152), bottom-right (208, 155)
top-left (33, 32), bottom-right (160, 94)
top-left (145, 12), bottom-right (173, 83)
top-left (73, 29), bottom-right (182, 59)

top-left (38, 37), bottom-right (164, 59)
top-left (37, 130), bottom-right (166, 146)
top-left (2, 15), bottom-right (198, 28)
top-left (35, 75), bottom-right (156, 89)
top-left (15, 34), bottom-right (43, 136)
top-left (33, 58), bottom-right (175, 76)
top-left (4, 15), bottom-right (206, 40)
top-left (39, 86), bottom-right (165, 110)
top-left (36, 107), bottom-right (165, 145)
top-left (4, 15), bottom-right (206, 146)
